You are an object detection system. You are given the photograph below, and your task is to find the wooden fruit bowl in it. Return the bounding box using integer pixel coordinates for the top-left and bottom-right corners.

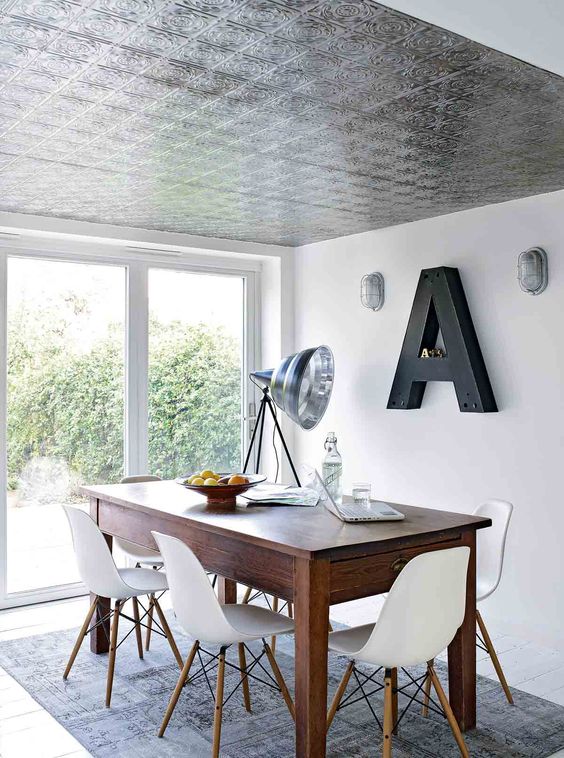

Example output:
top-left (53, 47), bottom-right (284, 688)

top-left (176, 473), bottom-right (266, 507)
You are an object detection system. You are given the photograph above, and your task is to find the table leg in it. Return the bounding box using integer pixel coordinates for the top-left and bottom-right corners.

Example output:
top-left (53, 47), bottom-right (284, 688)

top-left (90, 532), bottom-right (112, 654)
top-left (447, 531), bottom-right (477, 731)
top-left (218, 576), bottom-right (237, 605)
top-left (294, 557), bottom-right (330, 758)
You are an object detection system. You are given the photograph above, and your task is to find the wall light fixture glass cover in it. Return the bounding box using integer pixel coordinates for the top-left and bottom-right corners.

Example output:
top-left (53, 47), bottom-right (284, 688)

top-left (361, 272), bottom-right (385, 311)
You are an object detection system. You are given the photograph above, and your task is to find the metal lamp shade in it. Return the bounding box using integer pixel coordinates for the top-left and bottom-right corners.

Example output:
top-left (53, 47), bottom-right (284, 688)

top-left (252, 345), bottom-right (334, 430)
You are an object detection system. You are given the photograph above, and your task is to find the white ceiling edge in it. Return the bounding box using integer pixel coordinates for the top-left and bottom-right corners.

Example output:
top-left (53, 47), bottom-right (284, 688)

top-left (382, 0), bottom-right (564, 78)
top-left (296, 186), bottom-right (564, 252)
top-left (0, 211), bottom-right (292, 261)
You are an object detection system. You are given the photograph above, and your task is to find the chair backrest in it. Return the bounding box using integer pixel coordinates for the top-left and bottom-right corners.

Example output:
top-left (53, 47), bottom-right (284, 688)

top-left (115, 477), bottom-right (163, 557)
top-left (120, 475), bottom-right (162, 484)
top-left (473, 499), bottom-right (513, 599)
top-left (152, 532), bottom-right (235, 643)
top-left (358, 547), bottom-right (470, 669)
top-left (62, 506), bottom-right (127, 599)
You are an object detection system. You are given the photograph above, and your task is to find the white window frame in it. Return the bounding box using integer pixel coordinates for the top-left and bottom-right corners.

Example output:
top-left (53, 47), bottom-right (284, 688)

top-left (0, 242), bottom-right (260, 610)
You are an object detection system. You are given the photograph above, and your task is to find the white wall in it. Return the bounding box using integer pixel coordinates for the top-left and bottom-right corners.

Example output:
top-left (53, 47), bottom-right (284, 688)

top-left (293, 189), bottom-right (564, 649)
top-left (383, 0), bottom-right (564, 77)
top-left (259, 251), bottom-right (296, 482)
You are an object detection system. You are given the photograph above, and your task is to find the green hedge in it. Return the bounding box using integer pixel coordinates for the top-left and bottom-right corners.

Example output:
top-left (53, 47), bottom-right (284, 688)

top-left (7, 316), bottom-right (241, 488)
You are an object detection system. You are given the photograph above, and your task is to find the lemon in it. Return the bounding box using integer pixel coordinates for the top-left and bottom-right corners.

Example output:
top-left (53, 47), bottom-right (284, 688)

top-left (200, 469), bottom-right (216, 480)
top-left (186, 475), bottom-right (197, 484)
top-left (192, 477), bottom-right (205, 486)
top-left (204, 477), bottom-right (218, 486)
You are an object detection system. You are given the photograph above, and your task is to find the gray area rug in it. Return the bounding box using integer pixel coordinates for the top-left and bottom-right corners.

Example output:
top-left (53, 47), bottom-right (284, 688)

top-left (1, 612), bottom-right (563, 757)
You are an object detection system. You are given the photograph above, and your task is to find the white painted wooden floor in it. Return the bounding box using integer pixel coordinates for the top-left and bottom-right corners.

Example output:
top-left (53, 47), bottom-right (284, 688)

top-left (1, 594), bottom-right (563, 758)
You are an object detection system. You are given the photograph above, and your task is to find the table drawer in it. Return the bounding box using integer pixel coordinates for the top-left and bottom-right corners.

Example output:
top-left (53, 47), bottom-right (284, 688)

top-left (329, 532), bottom-right (464, 604)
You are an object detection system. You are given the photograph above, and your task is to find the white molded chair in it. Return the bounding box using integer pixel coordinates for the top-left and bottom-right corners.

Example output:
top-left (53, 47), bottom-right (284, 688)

top-left (114, 475), bottom-right (164, 652)
top-left (327, 547), bottom-right (471, 758)
top-left (115, 475), bottom-right (218, 651)
top-left (474, 499), bottom-right (514, 704)
top-left (115, 474), bottom-right (164, 567)
top-left (241, 585), bottom-right (294, 654)
top-left (62, 507), bottom-right (183, 707)
top-left (153, 531), bottom-right (296, 758)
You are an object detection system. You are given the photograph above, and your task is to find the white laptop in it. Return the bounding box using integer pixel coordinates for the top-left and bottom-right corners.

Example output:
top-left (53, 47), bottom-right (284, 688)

top-left (312, 469), bottom-right (405, 523)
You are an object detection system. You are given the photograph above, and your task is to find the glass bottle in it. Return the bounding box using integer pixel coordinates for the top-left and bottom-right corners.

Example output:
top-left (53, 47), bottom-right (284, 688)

top-left (323, 432), bottom-right (343, 504)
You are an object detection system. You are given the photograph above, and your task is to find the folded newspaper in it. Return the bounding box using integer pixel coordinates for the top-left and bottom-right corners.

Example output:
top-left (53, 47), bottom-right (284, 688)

top-left (242, 483), bottom-right (319, 506)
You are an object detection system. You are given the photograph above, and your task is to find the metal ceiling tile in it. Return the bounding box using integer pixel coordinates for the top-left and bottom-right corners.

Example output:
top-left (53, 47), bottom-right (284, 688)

top-left (150, 5), bottom-right (216, 35)
top-left (311, 1), bottom-right (384, 28)
top-left (228, 1), bottom-right (297, 32)
top-left (93, 0), bottom-right (159, 21)
top-left (69, 10), bottom-right (136, 42)
top-left (9, 0), bottom-right (80, 25)
top-left (0, 0), bottom-right (563, 246)
top-left (0, 17), bottom-right (58, 49)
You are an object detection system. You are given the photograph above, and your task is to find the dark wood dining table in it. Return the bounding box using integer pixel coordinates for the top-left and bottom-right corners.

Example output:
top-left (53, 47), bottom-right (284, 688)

top-left (81, 480), bottom-right (491, 757)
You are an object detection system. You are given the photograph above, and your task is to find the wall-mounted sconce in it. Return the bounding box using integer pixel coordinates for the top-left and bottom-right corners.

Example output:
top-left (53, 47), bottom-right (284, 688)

top-left (518, 247), bottom-right (548, 295)
top-left (361, 272), bottom-right (385, 311)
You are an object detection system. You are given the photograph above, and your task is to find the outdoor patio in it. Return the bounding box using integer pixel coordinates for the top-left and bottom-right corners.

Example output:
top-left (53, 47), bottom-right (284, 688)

top-left (7, 499), bottom-right (84, 595)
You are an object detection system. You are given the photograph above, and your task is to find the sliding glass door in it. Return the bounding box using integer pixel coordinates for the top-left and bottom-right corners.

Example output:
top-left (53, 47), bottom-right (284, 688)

top-left (0, 251), bottom-right (256, 608)
top-left (147, 268), bottom-right (244, 479)
top-left (6, 258), bottom-right (126, 595)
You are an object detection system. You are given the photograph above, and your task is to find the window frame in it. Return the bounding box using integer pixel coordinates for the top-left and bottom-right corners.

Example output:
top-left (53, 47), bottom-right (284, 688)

top-left (0, 245), bottom-right (259, 609)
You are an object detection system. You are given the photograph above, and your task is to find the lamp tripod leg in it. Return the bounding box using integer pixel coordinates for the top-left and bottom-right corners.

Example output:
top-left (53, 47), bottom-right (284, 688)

top-left (265, 395), bottom-right (301, 486)
top-left (243, 389), bottom-right (301, 487)
top-left (243, 393), bottom-right (267, 474)
top-left (255, 394), bottom-right (267, 473)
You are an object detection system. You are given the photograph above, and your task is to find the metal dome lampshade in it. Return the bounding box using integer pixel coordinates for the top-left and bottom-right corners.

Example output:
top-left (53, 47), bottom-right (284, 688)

top-left (243, 346), bottom-right (334, 486)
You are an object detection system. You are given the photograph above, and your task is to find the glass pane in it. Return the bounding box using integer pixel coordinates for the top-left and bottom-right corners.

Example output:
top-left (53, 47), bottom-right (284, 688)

top-left (148, 269), bottom-right (243, 479)
top-left (7, 258), bottom-right (125, 594)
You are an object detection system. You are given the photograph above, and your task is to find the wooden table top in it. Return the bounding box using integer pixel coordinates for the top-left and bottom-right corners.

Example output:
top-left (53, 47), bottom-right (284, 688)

top-left (82, 480), bottom-right (491, 560)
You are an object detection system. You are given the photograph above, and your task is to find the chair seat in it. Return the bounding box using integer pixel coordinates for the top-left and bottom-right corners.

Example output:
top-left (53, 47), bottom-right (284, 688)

top-left (220, 604), bottom-right (295, 642)
top-left (117, 567), bottom-right (168, 597)
top-left (328, 624), bottom-right (375, 656)
top-left (115, 538), bottom-right (164, 567)
top-left (329, 622), bottom-right (444, 669)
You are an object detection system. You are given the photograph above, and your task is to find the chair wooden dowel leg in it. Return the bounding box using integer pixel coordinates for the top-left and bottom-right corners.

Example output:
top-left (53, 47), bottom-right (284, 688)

top-left (145, 594), bottom-right (155, 651)
top-left (271, 597), bottom-right (279, 654)
top-left (391, 668), bottom-right (398, 735)
top-left (429, 665), bottom-right (469, 758)
top-left (158, 641), bottom-right (199, 738)
top-left (264, 642), bottom-right (296, 721)
top-left (422, 658), bottom-right (434, 717)
top-left (63, 596), bottom-right (98, 680)
top-left (383, 669), bottom-right (394, 758)
top-left (242, 586), bottom-right (253, 604)
top-left (238, 643), bottom-right (252, 712)
top-left (212, 648), bottom-right (227, 758)
top-left (132, 597), bottom-right (143, 660)
top-left (105, 600), bottom-right (121, 708)
top-left (327, 660), bottom-right (354, 731)
top-left (477, 609), bottom-right (514, 705)
top-left (153, 598), bottom-right (183, 670)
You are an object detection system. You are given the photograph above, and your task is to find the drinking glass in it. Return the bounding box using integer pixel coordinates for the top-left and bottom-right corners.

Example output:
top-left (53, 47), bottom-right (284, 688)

top-left (352, 482), bottom-right (371, 506)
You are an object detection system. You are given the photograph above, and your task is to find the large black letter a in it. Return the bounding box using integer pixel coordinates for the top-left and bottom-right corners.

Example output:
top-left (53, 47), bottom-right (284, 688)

top-left (387, 267), bottom-right (497, 413)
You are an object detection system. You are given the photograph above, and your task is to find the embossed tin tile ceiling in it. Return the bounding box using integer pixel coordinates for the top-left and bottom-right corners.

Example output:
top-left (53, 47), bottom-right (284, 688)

top-left (0, 1), bottom-right (563, 246)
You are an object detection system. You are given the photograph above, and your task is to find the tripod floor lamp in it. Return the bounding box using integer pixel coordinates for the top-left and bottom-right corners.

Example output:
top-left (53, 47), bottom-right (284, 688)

top-left (243, 345), bottom-right (335, 486)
